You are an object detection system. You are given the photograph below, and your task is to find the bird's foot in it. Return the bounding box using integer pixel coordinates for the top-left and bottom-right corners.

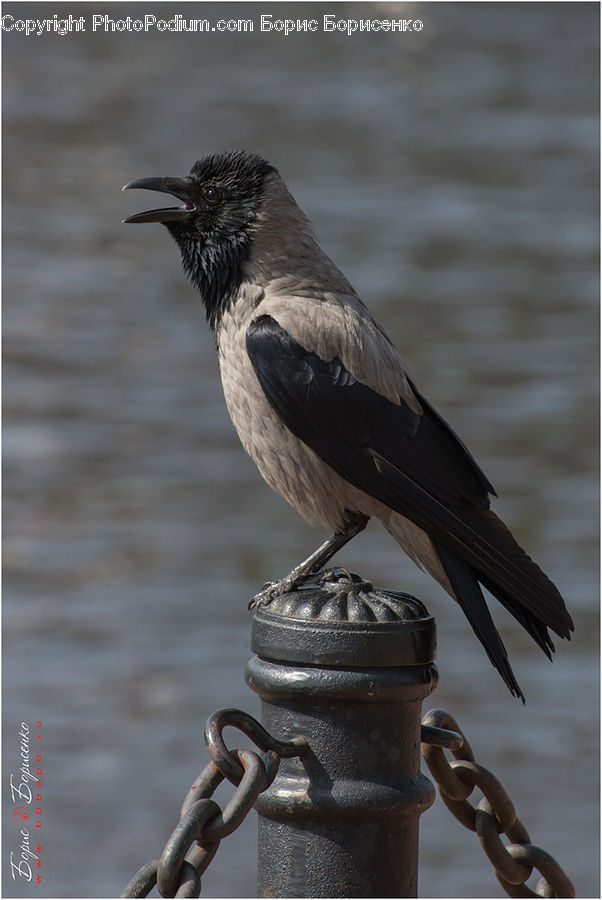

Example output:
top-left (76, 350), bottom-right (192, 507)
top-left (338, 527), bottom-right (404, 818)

top-left (248, 571), bottom-right (314, 611)
top-left (248, 518), bottom-right (370, 612)
top-left (248, 582), bottom-right (277, 611)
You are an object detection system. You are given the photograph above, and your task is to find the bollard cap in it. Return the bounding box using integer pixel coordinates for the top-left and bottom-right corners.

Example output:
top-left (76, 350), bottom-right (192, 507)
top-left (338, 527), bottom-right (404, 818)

top-left (251, 568), bottom-right (436, 667)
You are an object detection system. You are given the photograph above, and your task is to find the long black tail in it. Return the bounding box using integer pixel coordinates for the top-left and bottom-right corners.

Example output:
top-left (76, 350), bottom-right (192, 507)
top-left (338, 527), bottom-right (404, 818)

top-left (433, 508), bottom-right (573, 700)
top-left (457, 507), bottom-right (573, 637)
top-left (434, 540), bottom-right (525, 701)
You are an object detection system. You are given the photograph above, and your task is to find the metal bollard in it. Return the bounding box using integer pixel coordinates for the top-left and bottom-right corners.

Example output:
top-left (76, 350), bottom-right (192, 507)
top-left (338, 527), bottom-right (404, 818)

top-left (246, 567), bottom-right (438, 898)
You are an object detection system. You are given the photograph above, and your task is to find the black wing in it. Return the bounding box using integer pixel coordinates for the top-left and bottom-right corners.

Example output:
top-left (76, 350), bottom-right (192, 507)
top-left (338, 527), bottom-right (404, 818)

top-left (246, 315), bottom-right (573, 697)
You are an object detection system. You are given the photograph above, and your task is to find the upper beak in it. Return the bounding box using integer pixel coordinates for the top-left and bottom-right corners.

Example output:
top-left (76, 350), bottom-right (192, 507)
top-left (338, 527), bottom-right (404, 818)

top-left (122, 176), bottom-right (196, 224)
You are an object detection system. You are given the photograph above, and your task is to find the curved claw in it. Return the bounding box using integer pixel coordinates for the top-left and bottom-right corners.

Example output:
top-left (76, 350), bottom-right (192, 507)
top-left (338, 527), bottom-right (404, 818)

top-left (248, 581), bottom-right (280, 612)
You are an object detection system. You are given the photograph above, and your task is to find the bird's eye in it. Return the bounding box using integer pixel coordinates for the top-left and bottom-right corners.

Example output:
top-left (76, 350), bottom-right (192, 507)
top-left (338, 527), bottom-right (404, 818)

top-left (203, 185), bottom-right (221, 205)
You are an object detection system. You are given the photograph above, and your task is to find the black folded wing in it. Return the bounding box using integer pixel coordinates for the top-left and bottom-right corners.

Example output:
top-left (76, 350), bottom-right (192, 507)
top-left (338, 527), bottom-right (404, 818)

top-left (246, 314), bottom-right (573, 697)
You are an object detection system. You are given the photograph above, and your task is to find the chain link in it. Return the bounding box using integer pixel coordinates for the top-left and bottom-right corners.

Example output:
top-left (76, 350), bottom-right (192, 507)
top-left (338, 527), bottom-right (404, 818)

top-left (421, 708), bottom-right (575, 898)
top-left (121, 708), bottom-right (308, 898)
top-left (204, 706), bottom-right (308, 784)
top-left (121, 702), bottom-right (574, 897)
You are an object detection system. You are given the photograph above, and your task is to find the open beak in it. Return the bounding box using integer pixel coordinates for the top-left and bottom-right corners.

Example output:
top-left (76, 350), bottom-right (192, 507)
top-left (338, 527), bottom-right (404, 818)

top-left (122, 176), bottom-right (196, 224)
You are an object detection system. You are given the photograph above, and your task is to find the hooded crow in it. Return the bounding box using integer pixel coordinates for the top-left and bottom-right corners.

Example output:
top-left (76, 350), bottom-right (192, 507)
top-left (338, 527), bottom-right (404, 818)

top-left (123, 148), bottom-right (573, 700)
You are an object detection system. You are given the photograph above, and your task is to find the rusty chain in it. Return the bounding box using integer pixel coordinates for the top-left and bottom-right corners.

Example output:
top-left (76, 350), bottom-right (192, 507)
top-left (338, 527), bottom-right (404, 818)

top-left (122, 702), bottom-right (574, 897)
top-left (421, 708), bottom-right (575, 899)
top-left (121, 708), bottom-right (308, 898)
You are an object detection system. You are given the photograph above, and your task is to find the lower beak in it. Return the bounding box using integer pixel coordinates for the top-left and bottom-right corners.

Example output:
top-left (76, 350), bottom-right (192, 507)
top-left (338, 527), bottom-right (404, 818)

top-left (122, 176), bottom-right (196, 224)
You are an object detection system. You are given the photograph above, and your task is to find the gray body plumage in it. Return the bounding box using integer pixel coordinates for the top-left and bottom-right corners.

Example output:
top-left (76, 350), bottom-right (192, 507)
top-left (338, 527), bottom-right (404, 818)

top-left (218, 172), bottom-right (449, 590)
top-left (123, 149), bottom-right (574, 700)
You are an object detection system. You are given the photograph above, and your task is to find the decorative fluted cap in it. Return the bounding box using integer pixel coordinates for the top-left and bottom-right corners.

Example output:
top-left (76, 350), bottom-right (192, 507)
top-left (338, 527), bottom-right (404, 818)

top-left (258, 568), bottom-right (426, 622)
top-left (251, 568), bottom-right (436, 668)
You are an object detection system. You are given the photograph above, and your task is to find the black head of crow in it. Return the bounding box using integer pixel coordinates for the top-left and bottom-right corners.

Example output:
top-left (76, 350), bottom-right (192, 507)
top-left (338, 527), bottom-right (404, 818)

top-left (124, 150), bottom-right (275, 330)
top-left (124, 148), bottom-right (574, 701)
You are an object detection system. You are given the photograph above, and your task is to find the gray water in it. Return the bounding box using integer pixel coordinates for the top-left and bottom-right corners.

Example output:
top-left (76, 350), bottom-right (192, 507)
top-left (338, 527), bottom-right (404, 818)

top-left (3, 2), bottom-right (598, 897)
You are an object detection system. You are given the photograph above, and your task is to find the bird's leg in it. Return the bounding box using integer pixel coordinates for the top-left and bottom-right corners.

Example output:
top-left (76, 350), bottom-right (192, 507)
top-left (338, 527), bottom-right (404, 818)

top-left (250, 513), bottom-right (369, 609)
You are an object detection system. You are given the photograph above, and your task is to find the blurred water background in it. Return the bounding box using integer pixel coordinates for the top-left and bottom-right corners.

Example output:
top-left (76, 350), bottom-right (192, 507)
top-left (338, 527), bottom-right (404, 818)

top-left (3, 2), bottom-right (599, 897)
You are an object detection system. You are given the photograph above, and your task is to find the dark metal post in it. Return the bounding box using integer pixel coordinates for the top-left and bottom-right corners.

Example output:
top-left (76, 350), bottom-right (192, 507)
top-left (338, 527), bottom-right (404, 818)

top-left (246, 568), bottom-right (438, 898)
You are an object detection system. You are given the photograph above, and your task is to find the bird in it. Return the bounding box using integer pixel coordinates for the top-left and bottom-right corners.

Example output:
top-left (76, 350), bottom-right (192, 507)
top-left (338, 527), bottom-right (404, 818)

top-left (122, 148), bottom-right (573, 701)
